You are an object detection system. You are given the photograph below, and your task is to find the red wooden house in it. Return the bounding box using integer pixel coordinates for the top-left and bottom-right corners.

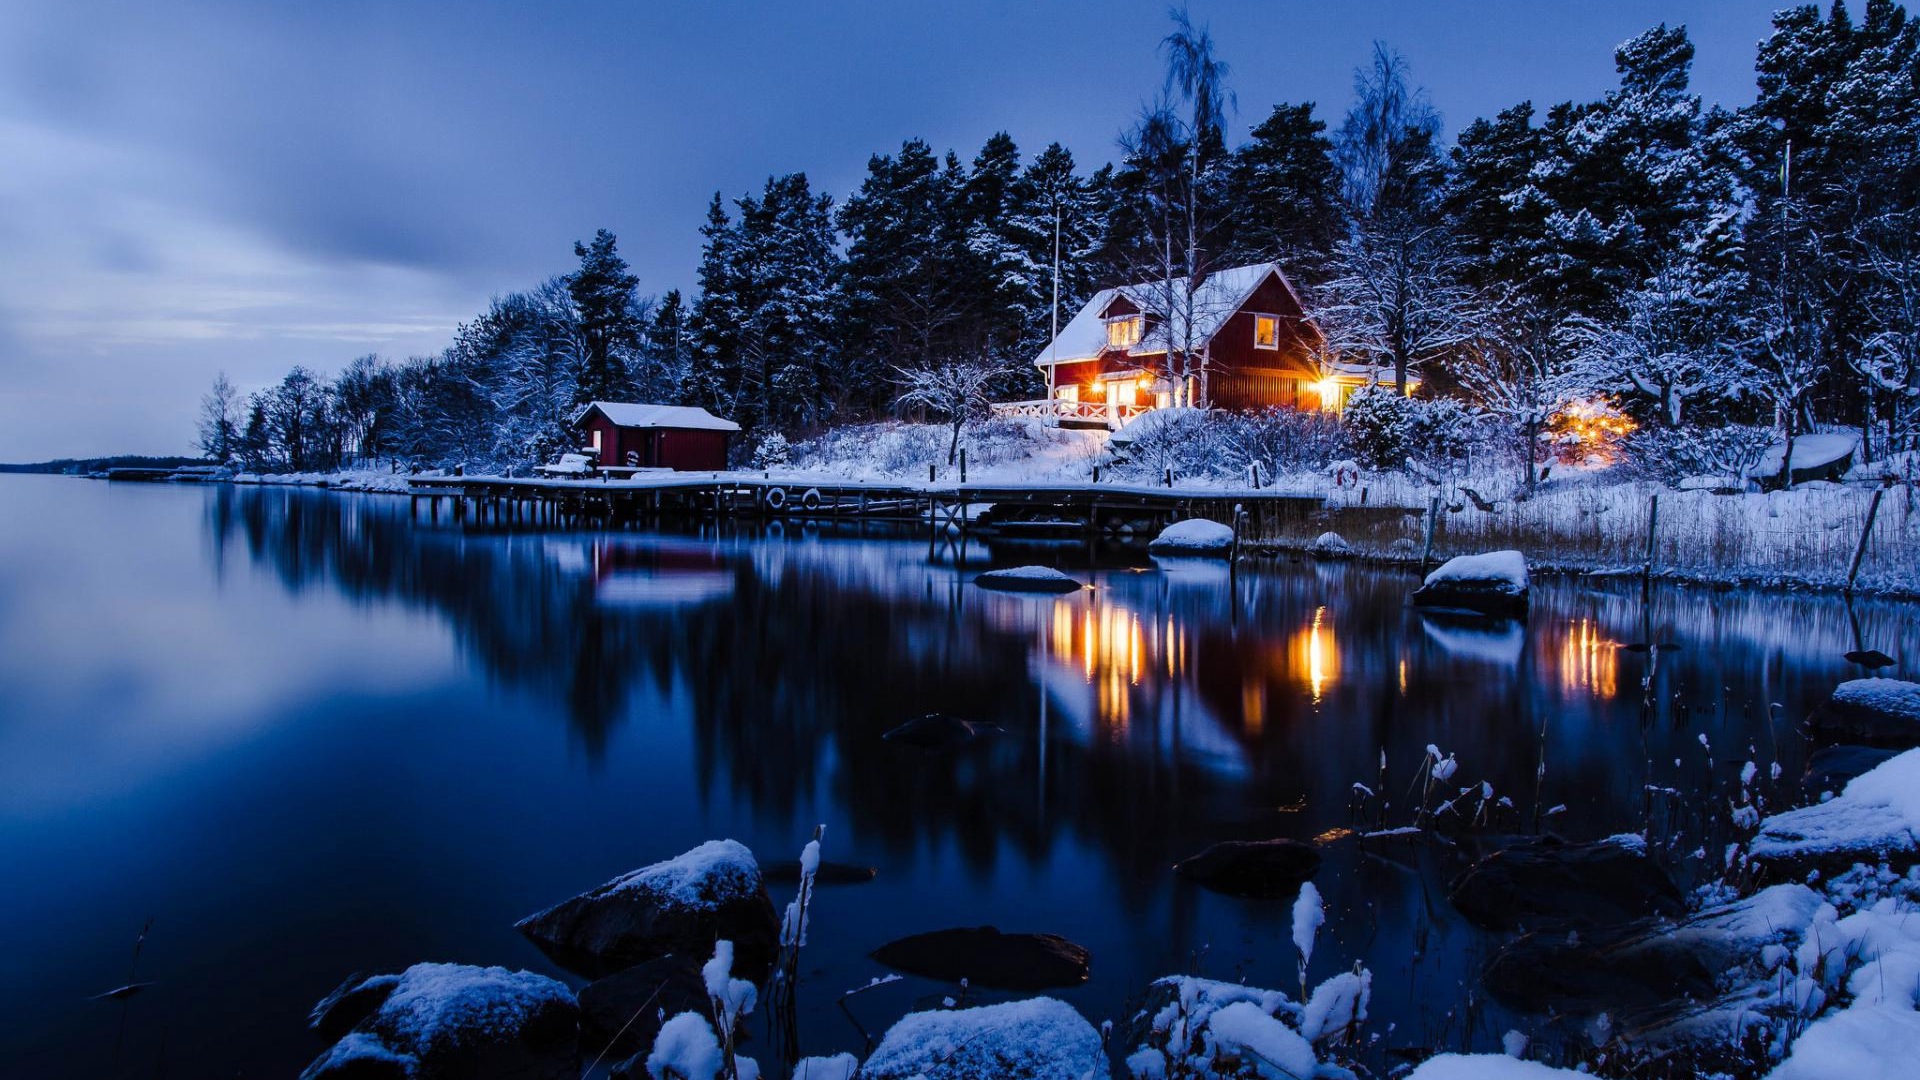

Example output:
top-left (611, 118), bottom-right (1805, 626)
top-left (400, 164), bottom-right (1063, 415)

top-left (997, 262), bottom-right (1399, 429)
top-left (571, 402), bottom-right (740, 471)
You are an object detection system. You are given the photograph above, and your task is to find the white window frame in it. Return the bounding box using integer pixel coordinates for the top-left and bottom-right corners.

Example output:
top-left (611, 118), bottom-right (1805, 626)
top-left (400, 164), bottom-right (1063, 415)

top-left (1104, 315), bottom-right (1144, 350)
top-left (1251, 313), bottom-right (1280, 351)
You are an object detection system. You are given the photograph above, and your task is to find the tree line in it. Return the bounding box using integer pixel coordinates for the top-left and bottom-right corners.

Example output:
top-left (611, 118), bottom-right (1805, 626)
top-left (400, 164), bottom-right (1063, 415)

top-left (203, 2), bottom-right (1920, 475)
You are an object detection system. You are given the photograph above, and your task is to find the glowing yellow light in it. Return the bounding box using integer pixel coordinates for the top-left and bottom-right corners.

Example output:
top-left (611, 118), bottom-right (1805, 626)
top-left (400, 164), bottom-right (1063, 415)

top-left (1288, 606), bottom-right (1339, 704)
top-left (1558, 617), bottom-right (1619, 699)
top-left (1313, 380), bottom-right (1340, 410)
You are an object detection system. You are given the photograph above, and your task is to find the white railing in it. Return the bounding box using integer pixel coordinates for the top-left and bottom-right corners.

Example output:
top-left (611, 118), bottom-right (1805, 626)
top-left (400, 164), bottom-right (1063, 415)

top-left (989, 399), bottom-right (1149, 427)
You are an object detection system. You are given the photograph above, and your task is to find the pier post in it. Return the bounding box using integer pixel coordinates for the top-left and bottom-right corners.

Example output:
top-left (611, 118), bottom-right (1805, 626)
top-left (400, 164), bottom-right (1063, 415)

top-left (1844, 487), bottom-right (1886, 594)
top-left (1419, 495), bottom-right (1440, 572)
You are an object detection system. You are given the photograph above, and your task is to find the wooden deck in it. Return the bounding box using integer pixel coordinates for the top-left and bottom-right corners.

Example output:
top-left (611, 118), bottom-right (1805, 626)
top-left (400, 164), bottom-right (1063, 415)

top-left (402, 472), bottom-right (1324, 539)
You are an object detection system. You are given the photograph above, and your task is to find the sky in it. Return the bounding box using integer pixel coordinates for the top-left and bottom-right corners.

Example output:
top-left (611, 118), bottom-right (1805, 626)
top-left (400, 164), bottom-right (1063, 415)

top-left (0, 0), bottom-right (1804, 460)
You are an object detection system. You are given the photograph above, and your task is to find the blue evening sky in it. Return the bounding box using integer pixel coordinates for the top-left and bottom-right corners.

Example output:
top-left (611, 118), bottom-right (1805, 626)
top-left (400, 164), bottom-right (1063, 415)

top-left (0, 0), bottom-right (1799, 458)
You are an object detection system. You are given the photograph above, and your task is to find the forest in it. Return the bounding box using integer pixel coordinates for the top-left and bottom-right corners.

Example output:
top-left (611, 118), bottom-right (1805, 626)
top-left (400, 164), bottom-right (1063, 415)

top-left (200, 3), bottom-right (1920, 481)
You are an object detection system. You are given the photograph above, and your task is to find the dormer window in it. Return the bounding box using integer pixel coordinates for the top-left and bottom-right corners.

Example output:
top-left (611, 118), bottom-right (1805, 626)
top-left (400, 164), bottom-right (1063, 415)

top-left (1252, 314), bottom-right (1280, 350)
top-left (1105, 315), bottom-right (1144, 349)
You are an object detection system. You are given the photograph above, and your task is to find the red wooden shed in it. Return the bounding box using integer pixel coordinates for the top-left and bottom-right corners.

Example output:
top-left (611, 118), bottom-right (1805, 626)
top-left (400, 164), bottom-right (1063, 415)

top-left (571, 402), bottom-right (741, 471)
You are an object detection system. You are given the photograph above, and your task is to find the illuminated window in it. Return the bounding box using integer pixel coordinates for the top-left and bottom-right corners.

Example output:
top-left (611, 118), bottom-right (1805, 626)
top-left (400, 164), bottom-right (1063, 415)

top-left (591, 428), bottom-right (603, 451)
top-left (1054, 384), bottom-right (1079, 403)
top-left (1252, 314), bottom-right (1279, 350)
top-left (1111, 381), bottom-right (1137, 406)
top-left (1105, 316), bottom-right (1143, 349)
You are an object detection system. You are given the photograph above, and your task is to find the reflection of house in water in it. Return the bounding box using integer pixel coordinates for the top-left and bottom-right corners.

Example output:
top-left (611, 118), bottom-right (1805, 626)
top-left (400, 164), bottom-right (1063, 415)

top-left (1557, 617), bottom-right (1620, 699)
top-left (589, 540), bottom-right (736, 609)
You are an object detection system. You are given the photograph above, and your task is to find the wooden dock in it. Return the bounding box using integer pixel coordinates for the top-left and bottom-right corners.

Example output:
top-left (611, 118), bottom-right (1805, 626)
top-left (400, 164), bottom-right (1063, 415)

top-left (403, 473), bottom-right (1324, 539)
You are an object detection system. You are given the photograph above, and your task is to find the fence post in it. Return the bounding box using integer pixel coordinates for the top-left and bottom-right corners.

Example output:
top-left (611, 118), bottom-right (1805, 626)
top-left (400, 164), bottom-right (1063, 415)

top-left (1845, 487), bottom-right (1886, 594)
top-left (1092, 465), bottom-right (1100, 484)
top-left (1420, 494), bottom-right (1440, 572)
top-left (1642, 493), bottom-right (1660, 581)
top-left (929, 463), bottom-right (936, 484)
top-left (1165, 466), bottom-right (1174, 488)
top-left (959, 448), bottom-right (967, 484)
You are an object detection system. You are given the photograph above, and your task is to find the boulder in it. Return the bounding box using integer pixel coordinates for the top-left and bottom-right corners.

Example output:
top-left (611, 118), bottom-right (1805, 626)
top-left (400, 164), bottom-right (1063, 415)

top-left (310, 972), bottom-right (401, 1041)
top-left (577, 955), bottom-right (709, 1060)
top-left (1172, 838), bottom-right (1322, 897)
top-left (1809, 679), bottom-right (1920, 748)
top-left (974, 566), bottom-right (1083, 593)
top-left (301, 963), bottom-right (578, 1080)
top-left (1801, 744), bottom-right (1900, 802)
top-left (1411, 551), bottom-right (1529, 617)
top-left (1447, 836), bottom-right (1683, 932)
top-left (861, 997), bottom-right (1104, 1080)
top-left (516, 840), bottom-right (780, 981)
top-left (1309, 530), bottom-right (1352, 556)
top-left (882, 714), bottom-right (998, 751)
top-left (870, 926), bottom-right (1090, 990)
top-left (1148, 518), bottom-right (1235, 556)
top-left (1751, 748), bottom-right (1920, 880)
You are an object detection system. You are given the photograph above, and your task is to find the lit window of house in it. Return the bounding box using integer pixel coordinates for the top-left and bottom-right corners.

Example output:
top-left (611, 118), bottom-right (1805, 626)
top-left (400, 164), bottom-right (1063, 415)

top-left (1105, 315), bottom-right (1144, 349)
top-left (1252, 314), bottom-right (1279, 350)
top-left (1054, 384), bottom-right (1079, 403)
top-left (591, 428), bottom-right (603, 451)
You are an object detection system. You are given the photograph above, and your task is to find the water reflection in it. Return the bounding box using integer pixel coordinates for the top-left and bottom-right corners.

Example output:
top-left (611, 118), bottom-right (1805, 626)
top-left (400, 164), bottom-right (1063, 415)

top-left (3, 476), bottom-right (1916, 1076)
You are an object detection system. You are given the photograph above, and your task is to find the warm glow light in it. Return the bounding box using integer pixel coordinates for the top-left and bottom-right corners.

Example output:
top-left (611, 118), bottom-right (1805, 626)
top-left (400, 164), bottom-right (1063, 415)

top-left (1548, 396), bottom-right (1637, 466)
top-left (1288, 606), bottom-right (1339, 704)
top-left (1559, 617), bottom-right (1619, 698)
top-left (1313, 380), bottom-right (1340, 410)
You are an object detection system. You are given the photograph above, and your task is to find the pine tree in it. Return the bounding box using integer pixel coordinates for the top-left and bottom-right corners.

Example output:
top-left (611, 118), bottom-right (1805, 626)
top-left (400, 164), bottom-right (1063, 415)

top-left (566, 229), bottom-right (642, 404)
top-left (1224, 102), bottom-right (1340, 275)
top-left (641, 289), bottom-right (692, 403)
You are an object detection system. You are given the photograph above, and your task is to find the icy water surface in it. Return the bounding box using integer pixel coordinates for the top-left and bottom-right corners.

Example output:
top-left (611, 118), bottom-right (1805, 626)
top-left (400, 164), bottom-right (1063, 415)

top-left (1, 474), bottom-right (1915, 1076)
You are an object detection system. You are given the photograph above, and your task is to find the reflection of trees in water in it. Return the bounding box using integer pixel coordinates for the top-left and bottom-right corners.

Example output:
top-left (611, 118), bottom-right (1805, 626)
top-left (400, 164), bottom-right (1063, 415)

top-left (208, 485), bottom-right (1915, 895)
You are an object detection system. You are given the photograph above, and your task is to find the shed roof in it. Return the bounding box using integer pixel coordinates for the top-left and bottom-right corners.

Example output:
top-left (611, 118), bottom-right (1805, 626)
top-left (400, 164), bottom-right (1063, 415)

top-left (573, 402), bottom-right (741, 432)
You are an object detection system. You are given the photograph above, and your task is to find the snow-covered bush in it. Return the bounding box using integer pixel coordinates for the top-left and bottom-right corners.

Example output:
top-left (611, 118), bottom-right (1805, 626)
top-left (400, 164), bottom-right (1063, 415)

top-left (1621, 422), bottom-right (1773, 483)
top-left (1124, 970), bottom-right (1371, 1080)
top-left (751, 432), bottom-right (791, 469)
top-left (1217, 408), bottom-right (1345, 479)
top-left (1340, 386), bottom-right (1417, 470)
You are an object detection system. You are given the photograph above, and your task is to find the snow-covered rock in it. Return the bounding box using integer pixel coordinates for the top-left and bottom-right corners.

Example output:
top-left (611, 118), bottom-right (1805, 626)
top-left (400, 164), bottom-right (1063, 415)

top-left (577, 955), bottom-right (709, 1061)
top-left (1765, 888), bottom-right (1920, 1080)
top-left (1309, 530), bottom-right (1352, 555)
top-left (1752, 748), bottom-right (1920, 878)
top-left (1148, 518), bottom-right (1236, 555)
top-left (1755, 432), bottom-right (1858, 486)
top-left (1412, 550), bottom-right (1529, 617)
top-left (1405, 1054), bottom-right (1587, 1079)
top-left (516, 840), bottom-right (780, 980)
top-left (1811, 679), bottom-right (1920, 748)
top-left (861, 997), bottom-right (1104, 1080)
top-left (792, 1054), bottom-right (860, 1080)
top-left (974, 565), bottom-right (1084, 593)
top-left (300, 963), bottom-right (579, 1080)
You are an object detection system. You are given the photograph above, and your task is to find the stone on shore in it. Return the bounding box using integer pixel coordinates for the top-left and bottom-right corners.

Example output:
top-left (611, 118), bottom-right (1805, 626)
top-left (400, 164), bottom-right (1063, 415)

top-left (861, 997), bottom-right (1104, 1080)
top-left (301, 963), bottom-right (578, 1080)
top-left (974, 566), bottom-right (1084, 593)
top-left (515, 839), bottom-right (779, 981)
top-left (1810, 679), bottom-right (1920, 748)
top-left (1148, 518), bottom-right (1236, 556)
top-left (1448, 835), bottom-right (1683, 931)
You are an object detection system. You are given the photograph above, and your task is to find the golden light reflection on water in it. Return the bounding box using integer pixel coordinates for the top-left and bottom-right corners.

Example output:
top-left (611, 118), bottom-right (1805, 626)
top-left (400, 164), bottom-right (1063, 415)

top-left (1559, 617), bottom-right (1619, 698)
top-left (1048, 594), bottom-right (1159, 731)
top-left (1288, 605), bottom-right (1339, 704)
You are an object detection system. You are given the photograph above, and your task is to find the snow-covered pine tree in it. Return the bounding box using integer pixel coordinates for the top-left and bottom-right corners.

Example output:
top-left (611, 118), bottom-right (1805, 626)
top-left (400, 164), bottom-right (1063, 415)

top-left (1223, 102), bottom-right (1341, 277)
top-left (566, 229), bottom-right (643, 405)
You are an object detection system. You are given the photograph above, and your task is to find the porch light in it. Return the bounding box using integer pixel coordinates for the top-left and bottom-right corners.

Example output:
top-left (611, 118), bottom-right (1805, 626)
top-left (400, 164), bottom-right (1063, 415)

top-left (1313, 379), bottom-right (1340, 408)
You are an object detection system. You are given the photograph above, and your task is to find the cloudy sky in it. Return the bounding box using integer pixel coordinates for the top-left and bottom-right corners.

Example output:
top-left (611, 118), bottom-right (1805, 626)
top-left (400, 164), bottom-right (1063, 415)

top-left (0, 0), bottom-right (1792, 460)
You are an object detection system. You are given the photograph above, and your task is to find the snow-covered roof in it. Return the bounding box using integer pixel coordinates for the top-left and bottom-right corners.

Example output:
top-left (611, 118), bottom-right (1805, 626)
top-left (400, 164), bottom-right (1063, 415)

top-left (1031, 262), bottom-right (1313, 368)
top-left (574, 401), bottom-right (741, 432)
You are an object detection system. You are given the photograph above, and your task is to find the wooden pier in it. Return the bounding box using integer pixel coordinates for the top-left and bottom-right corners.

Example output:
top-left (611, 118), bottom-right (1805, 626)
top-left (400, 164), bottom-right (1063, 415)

top-left (403, 473), bottom-right (1324, 539)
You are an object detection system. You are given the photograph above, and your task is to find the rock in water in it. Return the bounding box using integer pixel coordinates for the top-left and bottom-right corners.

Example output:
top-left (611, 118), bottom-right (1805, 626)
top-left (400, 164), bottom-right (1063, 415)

top-left (870, 927), bottom-right (1090, 990)
top-left (515, 839), bottom-right (779, 981)
top-left (882, 714), bottom-right (998, 751)
top-left (577, 955), bottom-right (708, 1060)
top-left (310, 972), bottom-right (401, 1041)
top-left (974, 565), bottom-right (1084, 593)
top-left (1411, 550), bottom-right (1530, 618)
top-left (301, 963), bottom-right (578, 1080)
top-left (861, 997), bottom-right (1104, 1080)
top-left (1447, 836), bottom-right (1683, 931)
top-left (1148, 518), bottom-right (1236, 556)
top-left (1843, 649), bottom-right (1896, 670)
top-left (1809, 679), bottom-right (1920, 747)
top-left (1172, 839), bottom-right (1322, 897)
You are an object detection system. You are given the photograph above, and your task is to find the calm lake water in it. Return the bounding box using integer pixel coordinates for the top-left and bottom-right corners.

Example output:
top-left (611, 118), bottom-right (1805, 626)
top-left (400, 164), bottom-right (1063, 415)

top-left (1, 473), bottom-right (1914, 1077)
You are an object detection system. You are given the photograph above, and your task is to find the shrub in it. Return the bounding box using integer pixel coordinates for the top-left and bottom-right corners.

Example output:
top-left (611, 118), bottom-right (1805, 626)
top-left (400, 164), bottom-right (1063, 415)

top-left (1622, 423), bottom-right (1774, 483)
top-left (1339, 386), bottom-right (1417, 470)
